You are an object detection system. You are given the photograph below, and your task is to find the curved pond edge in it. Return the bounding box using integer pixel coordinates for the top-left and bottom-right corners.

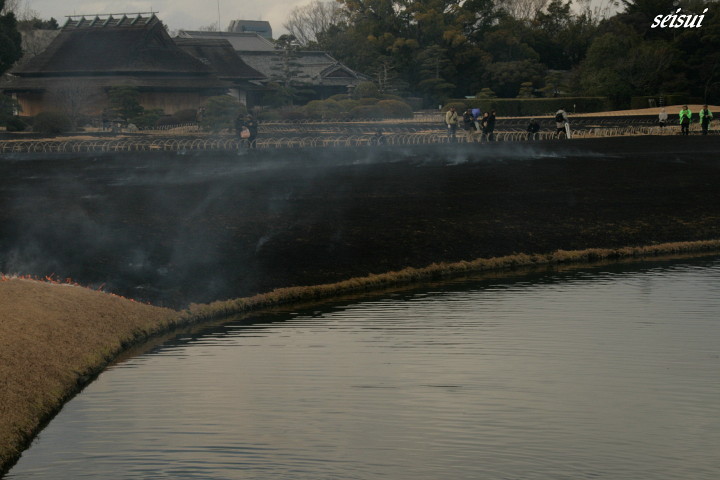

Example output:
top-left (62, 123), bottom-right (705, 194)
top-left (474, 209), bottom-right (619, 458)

top-left (3, 238), bottom-right (720, 477)
top-left (179, 239), bottom-right (720, 323)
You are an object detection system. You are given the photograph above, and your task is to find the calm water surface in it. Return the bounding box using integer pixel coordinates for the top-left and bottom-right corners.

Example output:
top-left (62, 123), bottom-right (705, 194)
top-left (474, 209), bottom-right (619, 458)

top-left (8, 258), bottom-right (720, 479)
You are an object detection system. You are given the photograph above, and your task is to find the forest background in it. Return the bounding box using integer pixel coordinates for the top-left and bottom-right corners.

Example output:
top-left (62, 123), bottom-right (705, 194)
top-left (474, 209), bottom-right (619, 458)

top-left (1, 0), bottom-right (719, 110)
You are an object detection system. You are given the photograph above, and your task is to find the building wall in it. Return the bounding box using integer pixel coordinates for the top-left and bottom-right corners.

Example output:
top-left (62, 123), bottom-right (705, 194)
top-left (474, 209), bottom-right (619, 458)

top-left (15, 89), bottom-right (228, 119)
top-left (138, 92), bottom-right (209, 114)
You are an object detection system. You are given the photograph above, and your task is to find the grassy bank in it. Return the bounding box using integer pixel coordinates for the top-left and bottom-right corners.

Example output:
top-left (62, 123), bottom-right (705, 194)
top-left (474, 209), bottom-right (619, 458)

top-left (2, 238), bottom-right (720, 476)
top-left (0, 280), bottom-right (177, 476)
top-left (181, 239), bottom-right (720, 322)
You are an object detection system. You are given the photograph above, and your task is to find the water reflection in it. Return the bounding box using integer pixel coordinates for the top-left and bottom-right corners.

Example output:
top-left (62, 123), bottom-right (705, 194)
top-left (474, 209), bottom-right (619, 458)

top-left (8, 257), bottom-right (720, 479)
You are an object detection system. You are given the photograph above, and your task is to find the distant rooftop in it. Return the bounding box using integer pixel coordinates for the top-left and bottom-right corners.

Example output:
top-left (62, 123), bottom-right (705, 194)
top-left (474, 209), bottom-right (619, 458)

top-left (177, 31), bottom-right (276, 52)
top-left (227, 20), bottom-right (272, 39)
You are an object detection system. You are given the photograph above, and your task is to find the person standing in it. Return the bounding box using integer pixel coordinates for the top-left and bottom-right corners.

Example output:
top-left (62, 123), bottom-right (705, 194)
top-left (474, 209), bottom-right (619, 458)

top-left (555, 108), bottom-right (569, 138)
top-left (445, 106), bottom-right (459, 141)
top-left (699, 105), bottom-right (713, 135)
top-left (658, 108), bottom-right (668, 128)
top-left (679, 105), bottom-right (692, 135)
top-left (486, 110), bottom-right (496, 141)
top-left (480, 112), bottom-right (490, 141)
top-left (527, 118), bottom-right (540, 140)
top-left (471, 107), bottom-right (482, 131)
top-left (463, 109), bottom-right (475, 131)
top-left (245, 114), bottom-right (258, 148)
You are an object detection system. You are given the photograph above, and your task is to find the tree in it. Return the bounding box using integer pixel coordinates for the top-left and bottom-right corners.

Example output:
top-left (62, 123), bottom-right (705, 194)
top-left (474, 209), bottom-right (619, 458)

top-left (0, 0), bottom-right (22, 75)
top-left (674, 3), bottom-right (720, 102)
top-left (283, 0), bottom-right (345, 46)
top-left (107, 86), bottom-right (144, 122)
top-left (353, 81), bottom-right (381, 98)
top-left (483, 59), bottom-right (546, 97)
top-left (502, 0), bottom-right (549, 20)
top-left (517, 81), bottom-right (534, 97)
top-left (418, 45), bottom-right (456, 103)
top-left (48, 83), bottom-right (100, 130)
top-left (0, 93), bottom-right (19, 124)
top-left (265, 34), bottom-right (315, 106)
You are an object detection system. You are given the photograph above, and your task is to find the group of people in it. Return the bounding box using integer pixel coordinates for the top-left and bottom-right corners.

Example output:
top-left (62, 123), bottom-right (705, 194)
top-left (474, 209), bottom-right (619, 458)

top-left (447, 103), bottom-right (715, 143)
top-left (445, 106), bottom-right (571, 141)
top-left (445, 107), bottom-right (498, 141)
top-left (670, 105), bottom-right (714, 135)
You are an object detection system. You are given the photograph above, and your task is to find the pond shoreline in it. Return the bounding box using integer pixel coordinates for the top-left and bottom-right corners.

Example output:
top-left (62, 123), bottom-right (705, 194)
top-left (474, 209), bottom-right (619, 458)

top-left (2, 241), bottom-right (720, 476)
top-left (3, 136), bottom-right (720, 475)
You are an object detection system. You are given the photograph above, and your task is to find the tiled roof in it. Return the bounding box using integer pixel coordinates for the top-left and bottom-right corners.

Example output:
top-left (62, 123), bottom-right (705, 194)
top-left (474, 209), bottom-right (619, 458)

top-left (62, 13), bottom-right (160, 29)
top-left (240, 51), bottom-right (366, 86)
top-left (12, 15), bottom-right (213, 76)
top-left (177, 31), bottom-right (276, 52)
top-left (174, 38), bottom-right (265, 80)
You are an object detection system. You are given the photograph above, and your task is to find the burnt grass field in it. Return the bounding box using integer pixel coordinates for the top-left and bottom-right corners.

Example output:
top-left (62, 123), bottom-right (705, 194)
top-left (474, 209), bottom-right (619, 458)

top-left (1, 135), bottom-right (719, 308)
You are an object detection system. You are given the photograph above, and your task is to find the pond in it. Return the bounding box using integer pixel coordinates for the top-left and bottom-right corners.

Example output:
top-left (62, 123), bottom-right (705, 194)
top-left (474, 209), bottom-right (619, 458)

top-left (7, 257), bottom-right (720, 479)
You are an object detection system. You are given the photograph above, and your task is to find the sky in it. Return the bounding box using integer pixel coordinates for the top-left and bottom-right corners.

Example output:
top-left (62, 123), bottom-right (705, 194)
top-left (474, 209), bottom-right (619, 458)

top-left (23, 0), bottom-right (307, 35)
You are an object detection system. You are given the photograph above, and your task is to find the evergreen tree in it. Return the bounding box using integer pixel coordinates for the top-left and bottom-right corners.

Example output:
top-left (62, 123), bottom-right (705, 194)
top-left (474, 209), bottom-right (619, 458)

top-left (0, 0), bottom-right (22, 75)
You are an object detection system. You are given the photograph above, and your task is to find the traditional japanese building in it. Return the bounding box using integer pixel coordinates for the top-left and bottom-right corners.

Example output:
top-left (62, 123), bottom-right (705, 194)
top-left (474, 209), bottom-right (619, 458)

top-left (176, 30), bottom-right (367, 100)
top-left (2, 13), bottom-right (264, 117)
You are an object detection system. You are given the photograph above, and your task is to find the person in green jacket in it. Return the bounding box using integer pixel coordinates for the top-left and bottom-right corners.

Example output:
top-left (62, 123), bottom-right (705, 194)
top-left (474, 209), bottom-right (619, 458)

top-left (679, 105), bottom-right (692, 135)
top-left (699, 105), bottom-right (714, 135)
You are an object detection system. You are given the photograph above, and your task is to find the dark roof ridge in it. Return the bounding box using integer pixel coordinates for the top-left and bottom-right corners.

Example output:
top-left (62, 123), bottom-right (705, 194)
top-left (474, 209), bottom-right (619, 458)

top-left (62, 13), bottom-right (160, 30)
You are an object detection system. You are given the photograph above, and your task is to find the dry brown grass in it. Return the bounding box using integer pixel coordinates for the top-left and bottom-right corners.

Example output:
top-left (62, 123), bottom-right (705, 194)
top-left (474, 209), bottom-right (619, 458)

top-left (0, 279), bottom-right (176, 474)
top-left (182, 239), bottom-right (720, 322)
top-left (2, 238), bottom-right (720, 474)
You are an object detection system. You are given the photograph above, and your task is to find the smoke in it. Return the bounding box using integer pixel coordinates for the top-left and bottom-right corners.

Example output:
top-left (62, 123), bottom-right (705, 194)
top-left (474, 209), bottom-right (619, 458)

top-left (0, 142), bottom-right (604, 308)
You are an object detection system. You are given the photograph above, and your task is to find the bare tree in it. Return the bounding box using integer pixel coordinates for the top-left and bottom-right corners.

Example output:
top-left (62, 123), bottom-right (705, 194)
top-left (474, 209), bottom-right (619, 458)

top-left (283, 0), bottom-right (345, 46)
top-left (48, 82), bottom-right (102, 130)
top-left (503, 0), bottom-right (550, 20)
top-left (1, 0), bottom-right (38, 20)
top-left (20, 29), bottom-right (59, 58)
top-left (198, 23), bottom-right (219, 32)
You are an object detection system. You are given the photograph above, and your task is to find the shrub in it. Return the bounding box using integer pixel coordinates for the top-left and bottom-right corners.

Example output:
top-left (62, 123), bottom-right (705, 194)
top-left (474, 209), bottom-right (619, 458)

top-left (376, 99), bottom-right (413, 118)
top-left (171, 108), bottom-right (200, 123)
top-left (337, 99), bottom-right (361, 112)
top-left (282, 108), bottom-right (308, 121)
top-left (630, 94), bottom-right (689, 110)
top-left (33, 111), bottom-right (72, 134)
top-left (380, 94), bottom-right (405, 102)
top-left (131, 108), bottom-right (164, 129)
top-left (328, 93), bottom-right (350, 101)
top-left (349, 105), bottom-right (384, 119)
top-left (353, 81), bottom-right (380, 99)
top-left (5, 116), bottom-right (26, 132)
top-left (357, 97), bottom-right (379, 106)
top-left (304, 99), bottom-right (345, 119)
top-left (201, 96), bottom-right (246, 132)
top-left (443, 101), bottom-right (468, 112)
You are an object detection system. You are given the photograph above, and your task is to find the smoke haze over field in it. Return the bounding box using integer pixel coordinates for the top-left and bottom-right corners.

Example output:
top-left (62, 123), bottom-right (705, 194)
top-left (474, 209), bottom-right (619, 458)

top-left (2, 138), bottom-right (720, 308)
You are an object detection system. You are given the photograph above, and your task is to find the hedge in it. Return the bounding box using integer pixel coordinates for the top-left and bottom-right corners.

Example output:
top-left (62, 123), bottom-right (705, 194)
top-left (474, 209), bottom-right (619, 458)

top-left (630, 94), bottom-right (691, 110)
top-left (444, 97), bottom-right (611, 116)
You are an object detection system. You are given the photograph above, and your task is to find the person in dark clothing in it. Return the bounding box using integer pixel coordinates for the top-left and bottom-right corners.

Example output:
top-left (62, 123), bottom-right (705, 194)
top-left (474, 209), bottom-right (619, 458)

top-left (463, 109), bottom-right (475, 131)
top-left (236, 113), bottom-right (258, 148)
top-left (699, 105), bottom-right (713, 135)
top-left (679, 105), bottom-right (692, 136)
top-left (486, 110), bottom-right (496, 141)
top-left (371, 129), bottom-right (386, 145)
top-left (480, 112), bottom-right (490, 141)
top-left (527, 118), bottom-right (540, 140)
top-left (245, 115), bottom-right (258, 148)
